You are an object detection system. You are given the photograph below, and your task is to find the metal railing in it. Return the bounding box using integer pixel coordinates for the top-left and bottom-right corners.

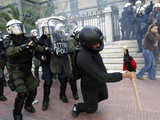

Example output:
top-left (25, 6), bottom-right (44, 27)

top-left (75, 6), bottom-right (120, 44)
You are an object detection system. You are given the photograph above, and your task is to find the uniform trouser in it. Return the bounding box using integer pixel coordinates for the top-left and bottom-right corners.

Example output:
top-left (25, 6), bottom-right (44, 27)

top-left (0, 80), bottom-right (4, 97)
top-left (34, 66), bottom-right (40, 80)
top-left (58, 74), bottom-right (78, 96)
top-left (14, 89), bottom-right (37, 115)
top-left (42, 64), bottom-right (53, 100)
top-left (0, 64), bottom-right (6, 97)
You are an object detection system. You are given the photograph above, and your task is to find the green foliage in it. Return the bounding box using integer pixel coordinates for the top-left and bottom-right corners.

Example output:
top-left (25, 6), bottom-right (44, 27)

top-left (0, 2), bottom-right (56, 32)
top-left (0, 5), bottom-right (19, 30)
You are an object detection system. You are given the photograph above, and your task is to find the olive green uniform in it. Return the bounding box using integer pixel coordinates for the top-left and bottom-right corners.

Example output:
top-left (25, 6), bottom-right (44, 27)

top-left (0, 47), bottom-right (7, 99)
top-left (50, 35), bottom-right (78, 102)
top-left (6, 34), bottom-right (44, 118)
top-left (0, 35), bottom-right (7, 100)
top-left (6, 36), bottom-right (43, 92)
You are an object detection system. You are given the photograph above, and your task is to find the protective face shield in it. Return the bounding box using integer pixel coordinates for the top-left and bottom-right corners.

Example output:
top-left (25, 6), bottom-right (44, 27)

top-left (31, 29), bottom-right (38, 37)
top-left (137, 7), bottom-right (145, 15)
top-left (124, 3), bottom-right (132, 8)
top-left (6, 19), bottom-right (23, 35)
top-left (154, 3), bottom-right (160, 11)
top-left (143, 4), bottom-right (148, 9)
top-left (7, 24), bottom-right (23, 35)
top-left (54, 23), bottom-right (65, 34)
top-left (72, 26), bottom-right (83, 39)
top-left (135, 0), bottom-right (142, 8)
top-left (42, 26), bottom-right (50, 35)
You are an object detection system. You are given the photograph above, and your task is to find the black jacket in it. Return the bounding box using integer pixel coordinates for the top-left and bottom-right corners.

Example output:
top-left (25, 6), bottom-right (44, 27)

top-left (76, 48), bottom-right (122, 102)
top-left (37, 35), bottom-right (51, 64)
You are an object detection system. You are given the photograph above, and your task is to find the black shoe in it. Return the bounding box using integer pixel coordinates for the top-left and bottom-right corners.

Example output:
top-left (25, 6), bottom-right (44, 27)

top-left (24, 105), bottom-right (36, 113)
top-left (13, 110), bottom-right (22, 120)
top-left (60, 95), bottom-right (68, 103)
top-left (0, 95), bottom-right (7, 101)
top-left (42, 100), bottom-right (49, 111)
top-left (72, 104), bottom-right (80, 118)
top-left (73, 93), bottom-right (79, 100)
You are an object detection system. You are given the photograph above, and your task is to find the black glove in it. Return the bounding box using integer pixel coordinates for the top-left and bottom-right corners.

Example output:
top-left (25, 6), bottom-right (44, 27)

top-left (20, 43), bottom-right (28, 50)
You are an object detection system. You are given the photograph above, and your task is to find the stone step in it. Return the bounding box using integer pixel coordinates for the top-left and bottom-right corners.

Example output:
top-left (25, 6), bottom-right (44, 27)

top-left (104, 41), bottom-right (138, 48)
top-left (101, 47), bottom-right (139, 53)
top-left (102, 57), bottom-right (144, 64)
top-left (101, 53), bottom-right (143, 58)
top-left (105, 64), bottom-right (160, 71)
top-left (112, 40), bottom-right (137, 44)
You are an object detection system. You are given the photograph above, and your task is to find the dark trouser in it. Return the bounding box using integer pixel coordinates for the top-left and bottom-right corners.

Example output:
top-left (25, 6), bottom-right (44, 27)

top-left (69, 78), bottom-right (78, 95)
top-left (34, 66), bottom-right (40, 80)
top-left (0, 81), bottom-right (4, 97)
top-left (14, 89), bottom-right (37, 115)
top-left (42, 64), bottom-right (53, 86)
top-left (58, 74), bottom-right (78, 96)
top-left (42, 64), bottom-right (53, 102)
top-left (77, 87), bottom-right (98, 113)
top-left (0, 64), bottom-right (6, 97)
top-left (77, 84), bottom-right (108, 114)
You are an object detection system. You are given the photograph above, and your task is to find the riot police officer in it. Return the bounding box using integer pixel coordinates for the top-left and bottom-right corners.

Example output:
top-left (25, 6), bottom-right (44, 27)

top-left (0, 30), bottom-right (7, 101)
top-left (37, 26), bottom-right (53, 111)
top-left (72, 26), bottom-right (134, 117)
top-left (48, 23), bottom-right (78, 103)
top-left (67, 26), bottom-right (83, 100)
top-left (5, 19), bottom-right (44, 120)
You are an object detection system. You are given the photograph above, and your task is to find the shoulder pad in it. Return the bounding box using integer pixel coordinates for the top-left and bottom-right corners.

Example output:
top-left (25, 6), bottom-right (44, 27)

top-left (3, 35), bottom-right (11, 49)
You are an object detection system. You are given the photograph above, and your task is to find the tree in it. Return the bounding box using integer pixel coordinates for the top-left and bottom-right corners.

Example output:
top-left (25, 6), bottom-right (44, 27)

top-left (0, 5), bottom-right (19, 30)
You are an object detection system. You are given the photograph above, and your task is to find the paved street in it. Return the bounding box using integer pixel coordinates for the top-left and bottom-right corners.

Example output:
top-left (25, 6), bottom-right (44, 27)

top-left (0, 74), bottom-right (160, 120)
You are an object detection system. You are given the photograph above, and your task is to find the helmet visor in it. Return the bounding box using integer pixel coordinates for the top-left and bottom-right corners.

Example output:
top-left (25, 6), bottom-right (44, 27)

top-left (10, 24), bottom-right (23, 35)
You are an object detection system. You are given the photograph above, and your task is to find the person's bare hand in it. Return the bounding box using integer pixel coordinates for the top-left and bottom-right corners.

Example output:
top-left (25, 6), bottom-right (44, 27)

top-left (41, 56), bottom-right (46, 61)
top-left (123, 71), bottom-right (135, 80)
top-left (45, 47), bottom-right (48, 51)
top-left (28, 41), bottom-right (33, 46)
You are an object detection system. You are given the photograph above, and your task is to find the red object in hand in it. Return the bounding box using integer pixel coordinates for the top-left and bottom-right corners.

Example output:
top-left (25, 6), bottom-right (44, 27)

top-left (123, 57), bottom-right (137, 72)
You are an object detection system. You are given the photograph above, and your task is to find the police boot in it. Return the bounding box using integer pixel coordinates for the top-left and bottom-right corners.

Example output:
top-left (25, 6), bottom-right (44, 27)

top-left (72, 104), bottom-right (80, 118)
top-left (24, 89), bottom-right (37, 113)
top-left (13, 93), bottom-right (26, 120)
top-left (59, 81), bottom-right (68, 103)
top-left (0, 82), bottom-right (7, 101)
top-left (42, 84), bottom-right (51, 111)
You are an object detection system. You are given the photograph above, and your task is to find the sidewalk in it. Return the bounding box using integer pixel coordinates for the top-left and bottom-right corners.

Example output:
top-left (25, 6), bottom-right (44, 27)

top-left (0, 76), bottom-right (160, 120)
